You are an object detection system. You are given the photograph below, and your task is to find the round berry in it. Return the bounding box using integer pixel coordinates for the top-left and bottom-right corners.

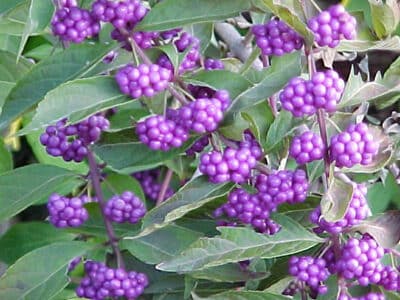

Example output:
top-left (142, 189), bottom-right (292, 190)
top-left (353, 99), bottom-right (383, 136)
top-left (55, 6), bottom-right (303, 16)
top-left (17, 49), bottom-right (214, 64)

top-left (290, 131), bottom-right (325, 164)
top-left (104, 191), bottom-right (146, 224)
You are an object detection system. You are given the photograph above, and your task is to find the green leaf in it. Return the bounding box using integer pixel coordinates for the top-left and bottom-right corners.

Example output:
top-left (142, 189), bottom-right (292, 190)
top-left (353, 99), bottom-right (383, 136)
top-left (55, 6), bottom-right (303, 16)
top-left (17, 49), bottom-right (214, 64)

top-left (228, 52), bottom-right (301, 118)
top-left (0, 2), bottom-right (28, 36)
top-left (0, 241), bottom-right (91, 299)
top-left (0, 138), bottom-right (12, 173)
top-left (0, 0), bottom-right (26, 15)
top-left (189, 23), bottom-right (214, 53)
top-left (241, 101), bottom-right (274, 145)
top-left (183, 70), bottom-right (252, 99)
top-left (0, 42), bottom-right (117, 130)
top-left (136, 0), bottom-right (252, 31)
top-left (20, 76), bottom-right (129, 134)
top-left (141, 176), bottom-right (233, 235)
top-left (264, 110), bottom-right (302, 152)
top-left (0, 34), bottom-right (21, 54)
top-left (370, 0), bottom-right (400, 39)
top-left (0, 50), bottom-right (32, 109)
top-left (351, 211), bottom-right (400, 249)
top-left (337, 36), bottom-right (400, 52)
top-left (253, 0), bottom-right (314, 46)
top-left (157, 214), bottom-right (322, 272)
top-left (93, 138), bottom-right (196, 174)
top-left (0, 222), bottom-right (75, 264)
top-left (18, 0), bottom-right (54, 60)
top-left (193, 291), bottom-right (289, 300)
top-left (320, 175), bottom-right (354, 222)
top-left (367, 173), bottom-right (400, 213)
top-left (122, 224), bottom-right (203, 264)
top-left (0, 164), bottom-right (84, 221)
top-left (102, 173), bottom-right (145, 201)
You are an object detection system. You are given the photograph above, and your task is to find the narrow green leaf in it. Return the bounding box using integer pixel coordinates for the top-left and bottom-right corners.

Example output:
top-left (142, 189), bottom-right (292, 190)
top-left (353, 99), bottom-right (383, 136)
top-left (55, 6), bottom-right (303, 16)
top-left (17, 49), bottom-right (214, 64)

top-left (0, 222), bottom-right (75, 264)
top-left (0, 138), bottom-right (12, 173)
top-left (320, 175), bottom-right (354, 222)
top-left (183, 70), bottom-right (252, 99)
top-left (0, 42), bottom-right (117, 130)
top-left (93, 138), bottom-right (196, 174)
top-left (0, 242), bottom-right (91, 299)
top-left (228, 52), bottom-right (301, 117)
top-left (0, 164), bottom-right (84, 221)
top-left (157, 214), bottom-right (322, 272)
top-left (122, 224), bottom-right (203, 264)
top-left (136, 0), bottom-right (252, 31)
top-left (193, 291), bottom-right (290, 300)
top-left (337, 36), bottom-right (400, 52)
top-left (141, 176), bottom-right (234, 235)
top-left (18, 0), bottom-right (54, 60)
top-left (20, 76), bottom-right (129, 134)
top-left (370, 0), bottom-right (399, 39)
top-left (0, 50), bottom-right (32, 109)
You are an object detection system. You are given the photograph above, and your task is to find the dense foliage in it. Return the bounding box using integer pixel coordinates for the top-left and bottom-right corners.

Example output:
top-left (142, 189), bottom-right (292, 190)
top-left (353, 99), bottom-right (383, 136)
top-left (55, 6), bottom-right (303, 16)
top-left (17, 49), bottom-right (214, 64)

top-left (0, 0), bottom-right (400, 299)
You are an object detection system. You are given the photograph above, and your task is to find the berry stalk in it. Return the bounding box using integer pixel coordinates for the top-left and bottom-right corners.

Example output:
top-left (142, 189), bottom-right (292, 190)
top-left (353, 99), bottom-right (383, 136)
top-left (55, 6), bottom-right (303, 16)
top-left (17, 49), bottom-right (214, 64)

top-left (317, 109), bottom-right (331, 182)
top-left (156, 168), bottom-right (173, 206)
top-left (87, 149), bottom-right (124, 268)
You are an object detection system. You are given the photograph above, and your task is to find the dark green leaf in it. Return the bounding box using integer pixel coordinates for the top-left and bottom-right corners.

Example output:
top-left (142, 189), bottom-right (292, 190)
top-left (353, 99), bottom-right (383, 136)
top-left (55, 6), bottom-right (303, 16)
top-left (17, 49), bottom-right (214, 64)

top-left (367, 173), bottom-right (400, 213)
top-left (136, 0), bottom-right (252, 31)
top-left (20, 76), bottom-right (129, 134)
top-left (122, 224), bottom-right (203, 264)
top-left (320, 175), bottom-right (354, 222)
top-left (0, 138), bottom-right (12, 173)
top-left (241, 101), bottom-right (274, 145)
top-left (0, 222), bottom-right (75, 264)
top-left (228, 52), bottom-right (301, 118)
top-left (191, 264), bottom-right (268, 283)
top-left (141, 176), bottom-right (233, 235)
top-left (102, 173), bottom-right (145, 201)
top-left (0, 242), bottom-right (91, 299)
top-left (0, 164), bottom-right (84, 221)
top-left (0, 42), bottom-right (117, 130)
top-left (157, 214), bottom-right (322, 272)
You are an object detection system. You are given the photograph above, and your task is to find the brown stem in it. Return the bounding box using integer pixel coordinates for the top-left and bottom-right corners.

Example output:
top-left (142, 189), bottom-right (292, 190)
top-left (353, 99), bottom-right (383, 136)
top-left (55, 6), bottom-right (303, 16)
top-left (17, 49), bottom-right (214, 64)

top-left (87, 150), bottom-right (124, 269)
top-left (156, 169), bottom-right (173, 206)
top-left (317, 109), bottom-right (330, 186)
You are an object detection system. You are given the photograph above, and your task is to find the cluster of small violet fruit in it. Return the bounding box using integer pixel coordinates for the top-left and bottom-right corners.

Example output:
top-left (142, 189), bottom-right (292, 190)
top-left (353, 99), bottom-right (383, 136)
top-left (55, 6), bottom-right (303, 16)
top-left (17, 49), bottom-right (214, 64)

top-left (41, 1), bottom-right (398, 299)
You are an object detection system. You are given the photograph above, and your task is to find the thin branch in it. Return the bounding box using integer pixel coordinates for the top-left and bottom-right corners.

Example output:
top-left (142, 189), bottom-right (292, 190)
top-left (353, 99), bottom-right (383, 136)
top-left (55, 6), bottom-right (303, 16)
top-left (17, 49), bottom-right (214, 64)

top-left (214, 22), bottom-right (263, 70)
top-left (156, 169), bottom-right (173, 206)
top-left (87, 150), bottom-right (125, 269)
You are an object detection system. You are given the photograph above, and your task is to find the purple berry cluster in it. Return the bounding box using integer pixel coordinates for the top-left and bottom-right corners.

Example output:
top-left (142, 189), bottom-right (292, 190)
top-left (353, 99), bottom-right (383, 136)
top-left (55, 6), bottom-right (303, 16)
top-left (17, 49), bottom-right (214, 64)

top-left (379, 265), bottom-right (400, 291)
top-left (308, 4), bottom-right (357, 48)
top-left (136, 115), bottom-right (188, 151)
top-left (47, 193), bottom-right (91, 228)
top-left (76, 260), bottom-right (149, 300)
top-left (289, 131), bottom-right (325, 164)
top-left (157, 32), bottom-right (200, 73)
top-left (255, 169), bottom-right (309, 205)
top-left (280, 70), bottom-right (345, 117)
top-left (330, 122), bottom-right (379, 168)
top-left (336, 235), bottom-right (384, 286)
top-left (115, 63), bottom-right (172, 99)
top-left (104, 191), bottom-right (146, 224)
top-left (310, 184), bottom-right (370, 234)
top-left (214, 188), bottom-right (280, 234)
top-left (40, 115), bottom-right (109, 162)
top-left (60, 0), bottom-right (78, 7)
top-left (51, 6), bottom-right (100, 43)
top-left (288, 256), bottom-right (329, 295)
top-left (204, 58), bottom-right (224, 70)
top-left (252, 19), bottom-right (304, 56)
top-left (238, 131), bottom-right (263, 161)
top-left (132, 169), bottom-right (174, 202)
top-left (199, 147), bottom-right (257, 183)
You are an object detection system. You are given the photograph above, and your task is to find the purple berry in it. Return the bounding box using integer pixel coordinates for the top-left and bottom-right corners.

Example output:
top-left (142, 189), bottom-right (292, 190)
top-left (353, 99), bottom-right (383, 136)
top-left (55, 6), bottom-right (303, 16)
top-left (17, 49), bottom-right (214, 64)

top-left (289, 131), bottom-right (325, 164)
top-left (199, 147), bottom-right (257, 184)
top-left (160, 28), bottom-right (182, 39)
top-left (132, 169), bottom-right (174, 202)
top-left (378, 265), bottom-right (400, 291)
top-left (51, 7), bottom-right (100, 43)
top-left (238, 131), bottom-right (263, 161)
top-left (280, 70), bottom-right (344, 117)
top-left (204, 58), bottom-right (224, 70)
top-left (329, 122), bottom-right (379, 168)
top-left (288, 256), bottom-right (329, 294)
top-left (255, 169), bottom-right (309, 205)
top-left (104, 191), bottom-right (146, 224)
top-left (310, 184), bottom-right (371, 234)
top-left (68, 257), bottom-right (82, 272)
top-left (186, 135), bottom-right (209, 155)
top-left (337, 235), bottom-right (384, 286)
top-left (307, 4), bottom-right (357, 48)
top-left (115, 63), bottom-right (172, 99)
top-left (60, 0), bottom-right (78, 7)
top-left (252, 19), bottom-right (304, 56)
top-left (136, 115), bottom-right (189, 151)
top-left (47, 193), bottom-right (90, 228)
top-left (76, 260), bottom-right (149, 300)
